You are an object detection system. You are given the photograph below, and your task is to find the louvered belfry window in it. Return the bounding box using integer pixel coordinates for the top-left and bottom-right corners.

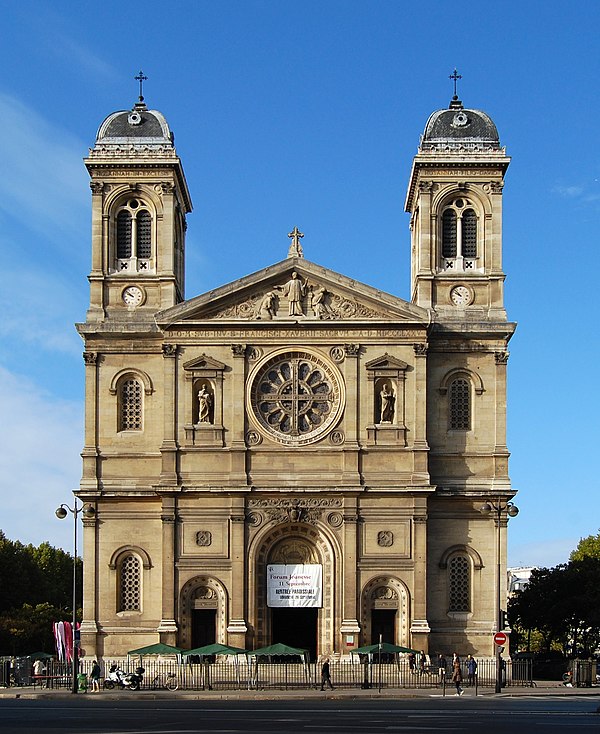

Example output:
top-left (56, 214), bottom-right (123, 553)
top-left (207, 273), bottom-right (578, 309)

top-left (449, 378), bottom-right (470, 430)
top-left (116, 210), bottom-right (132, 258)
top-left (462, 209), bottom-right (477, 258)
top-left (442, 209), bottom-right (457, 258)
top-left (136, 210), bottom-right (152, 259)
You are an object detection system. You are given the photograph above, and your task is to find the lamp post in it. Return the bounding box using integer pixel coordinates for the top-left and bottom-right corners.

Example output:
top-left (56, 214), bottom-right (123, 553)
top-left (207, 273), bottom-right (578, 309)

top-left (479, 498), bottom-right (518, 694)
top-left (55, 500), bottom-right (95, 694)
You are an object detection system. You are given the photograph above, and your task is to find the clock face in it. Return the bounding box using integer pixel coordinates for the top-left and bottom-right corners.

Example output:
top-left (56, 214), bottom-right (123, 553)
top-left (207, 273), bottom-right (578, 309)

top-left (450, 285), bottom-right (472, 307)
top-left (122, 285), bottom-right (144, 307)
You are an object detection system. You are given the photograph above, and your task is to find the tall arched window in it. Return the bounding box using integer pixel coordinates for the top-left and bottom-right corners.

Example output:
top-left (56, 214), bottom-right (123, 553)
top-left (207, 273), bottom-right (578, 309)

top-left (440, 198), bottom-right (479, 270)
top-left (118, 554), bottom-right (141, 612)
top-left (114, 198), bottom-right (153, 272)
top-left (449, 378), bottom-right (470, 430)
top-left (118, 378), bottom-right (143, 431)
top-left (448, 555), bottom-right (470, 612)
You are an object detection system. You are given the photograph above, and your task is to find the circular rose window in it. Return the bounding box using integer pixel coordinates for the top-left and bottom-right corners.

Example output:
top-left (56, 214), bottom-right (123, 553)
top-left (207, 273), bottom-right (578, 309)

top-left (247, 349), bottom-right (344, 446)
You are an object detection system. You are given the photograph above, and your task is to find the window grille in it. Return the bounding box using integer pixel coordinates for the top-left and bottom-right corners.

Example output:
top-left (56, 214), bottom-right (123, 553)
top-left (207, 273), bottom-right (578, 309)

top-left (462, 209), bottom-right (477, 258)
top-left (116, 211), bottom-right (132, 258)
top-left (119, 378), bottom-right (142, 430)
top-left (449, 378), bottom-right (470, 430)
top-left (136, 211), bottom-right (152, 258)
top-left (448, 555), bottom-right (470, 612)
top-left (442, 209), bottom-right (457, 258)
top-left (119, 554), bottom-right (141, 611)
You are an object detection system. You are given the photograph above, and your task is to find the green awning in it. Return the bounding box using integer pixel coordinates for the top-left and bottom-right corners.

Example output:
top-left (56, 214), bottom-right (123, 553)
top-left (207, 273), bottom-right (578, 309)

top-left (183, 643), bottom-right (247, 657)
top-left (350, 642), bottom-right (419, 655)
top-left (127, 643), bottom-right (185, 656)
top-left (246, 643), bottom-right (308, 658)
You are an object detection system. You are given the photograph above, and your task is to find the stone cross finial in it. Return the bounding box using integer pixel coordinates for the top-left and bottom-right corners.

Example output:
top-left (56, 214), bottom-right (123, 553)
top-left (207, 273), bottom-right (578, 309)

top-left (287, 226), bottom-right (304, 258)
top-left (449, 68), bottom-right (462, 98)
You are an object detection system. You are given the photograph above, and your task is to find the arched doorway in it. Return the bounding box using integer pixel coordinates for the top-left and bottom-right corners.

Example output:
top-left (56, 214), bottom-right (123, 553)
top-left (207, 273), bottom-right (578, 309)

top-left (179, 576), bottom-right (228, 650)
top-left (253, 524), bottom-right (336, 660)
top-left (361, 576), bottom-right (410, 648)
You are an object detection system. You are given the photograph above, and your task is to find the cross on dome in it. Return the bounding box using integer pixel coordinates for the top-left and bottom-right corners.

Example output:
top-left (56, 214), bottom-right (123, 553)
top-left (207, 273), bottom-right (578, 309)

top-left (287, 226), bottom-right (304, 258)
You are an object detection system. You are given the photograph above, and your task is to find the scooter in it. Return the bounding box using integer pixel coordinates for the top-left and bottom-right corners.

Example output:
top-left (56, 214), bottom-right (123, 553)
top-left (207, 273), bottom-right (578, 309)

top-left (103, 664), bottom-right (144, 690)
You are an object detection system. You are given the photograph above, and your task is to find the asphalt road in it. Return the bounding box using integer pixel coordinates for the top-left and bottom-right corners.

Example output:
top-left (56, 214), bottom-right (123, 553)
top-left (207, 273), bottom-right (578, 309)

top-left (0, 697), bottom-right (598, 734)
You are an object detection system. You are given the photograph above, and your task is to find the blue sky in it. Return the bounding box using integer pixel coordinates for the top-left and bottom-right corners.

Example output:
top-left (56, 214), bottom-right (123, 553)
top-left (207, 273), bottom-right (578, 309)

top-left (0, 1), bottom-right (598, 567)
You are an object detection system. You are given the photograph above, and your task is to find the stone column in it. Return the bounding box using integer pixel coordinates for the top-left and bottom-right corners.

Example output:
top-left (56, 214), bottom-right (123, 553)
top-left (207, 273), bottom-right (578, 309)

top-left (493, 352), bottom-right (511, 485)
top-left (160, 343), bottom-right (178, 487)
top-left (157, 496), bottom-right (178, 643)
top-left (340, 498), bottom-right (361, 652)
top-left (341, 344), bottom-right (361, 485)
top-left (226, 498), bottom-right (248, 648)
top-left (228, 345), bottom-right (248, 484)
top-left (410, 509), bottom-right (430, 650)
top-left (80, 510), bottom-right (99, 656)
top-left (81, 352), bottom-right (100, 492)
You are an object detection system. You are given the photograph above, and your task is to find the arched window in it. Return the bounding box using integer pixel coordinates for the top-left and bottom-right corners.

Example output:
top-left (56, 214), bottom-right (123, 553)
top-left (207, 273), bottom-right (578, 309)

top-left (448, 555), bottom-right (470, 612)
top-left (118, 378), bottom-right (143, 431)
top-left (439, 197), bottom-right (479, 270)
top-left (118, 554), bottom-right (141, 612)
top-left (113, 198), bottom-right (153, 272)
top-left (449, 378), bottom-right (470, 430)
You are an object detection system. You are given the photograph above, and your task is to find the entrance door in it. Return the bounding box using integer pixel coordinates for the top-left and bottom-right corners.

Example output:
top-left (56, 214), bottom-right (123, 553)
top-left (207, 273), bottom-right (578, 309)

top-left (192, 609), bottom-right (216, 649)
top-left (271, 607), bottom-right (318, 660)
top-left (371, 609), bottom-right (396, 645)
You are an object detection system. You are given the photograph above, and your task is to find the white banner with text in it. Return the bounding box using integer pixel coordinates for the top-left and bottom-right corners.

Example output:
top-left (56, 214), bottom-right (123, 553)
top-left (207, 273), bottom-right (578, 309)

top-left (267, 564), bottom-right (323, 608)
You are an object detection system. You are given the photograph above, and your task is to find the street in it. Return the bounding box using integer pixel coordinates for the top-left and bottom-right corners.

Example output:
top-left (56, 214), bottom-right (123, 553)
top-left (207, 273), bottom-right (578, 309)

top-left (0, 697), bottom-right (598, 733)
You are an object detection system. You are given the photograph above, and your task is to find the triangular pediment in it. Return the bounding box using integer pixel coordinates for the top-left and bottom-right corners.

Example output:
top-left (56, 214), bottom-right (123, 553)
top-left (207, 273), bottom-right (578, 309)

top-left (365, 354), bottom-right (409, 371)
top-left (182, 354), bottom-right (226, 372)
top-left (157, 257), bottom-right (429, 328)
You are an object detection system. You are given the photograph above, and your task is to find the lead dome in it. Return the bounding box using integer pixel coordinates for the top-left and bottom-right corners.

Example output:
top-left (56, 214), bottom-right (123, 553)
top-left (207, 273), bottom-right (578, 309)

top-left (420, 96), bottom-right (500, 151)
top-left (93, 100), bottom-right (174, 150)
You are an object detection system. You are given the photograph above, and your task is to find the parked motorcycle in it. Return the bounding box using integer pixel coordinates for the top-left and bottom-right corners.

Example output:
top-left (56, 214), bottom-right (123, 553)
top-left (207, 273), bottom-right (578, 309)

top-left (103, 664), bottom-right (144, 691)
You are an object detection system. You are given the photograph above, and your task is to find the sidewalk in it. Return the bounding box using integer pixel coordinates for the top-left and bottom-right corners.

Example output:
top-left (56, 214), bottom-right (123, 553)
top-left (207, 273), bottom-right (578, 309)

top-left (1, 683), bottom-right (598, 701)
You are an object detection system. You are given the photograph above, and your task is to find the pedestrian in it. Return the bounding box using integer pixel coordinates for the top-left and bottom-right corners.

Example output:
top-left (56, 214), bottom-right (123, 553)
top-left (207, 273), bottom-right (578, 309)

top-left (90, 660), bottom-right (101, 692)
top-left (320, 657), bottom-right (334, 691)
top-left (408, 652), bottom-right (416, 672)
top-left (437, 653), bottom-right (447, 683)
top-left (451, 652), bottom-right (463, 696)
top-left (466, 655), bottom-right (477, 686)
top-left (419, 650), bottom-right (426, 675)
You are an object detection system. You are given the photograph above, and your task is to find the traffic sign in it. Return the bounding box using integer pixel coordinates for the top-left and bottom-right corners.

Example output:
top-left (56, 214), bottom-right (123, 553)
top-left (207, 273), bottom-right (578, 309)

top-left (493, 631), bottom-right (507, 646)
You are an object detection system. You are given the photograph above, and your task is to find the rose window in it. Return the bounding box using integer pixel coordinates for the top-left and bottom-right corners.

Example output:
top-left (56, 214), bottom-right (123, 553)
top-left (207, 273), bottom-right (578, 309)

top-left (248, 350), bottom-right (344, 446)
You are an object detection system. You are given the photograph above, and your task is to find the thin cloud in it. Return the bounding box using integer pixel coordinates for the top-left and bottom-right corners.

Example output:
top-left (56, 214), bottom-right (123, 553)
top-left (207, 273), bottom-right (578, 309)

top-left (0, 91), bottom-right (88, 250)
top-left (552, 184), bottom-right (584, 198)
top-left (509, 537), bottom-right (575, 569)
top-left (0, 366), bottom-right (82, 550)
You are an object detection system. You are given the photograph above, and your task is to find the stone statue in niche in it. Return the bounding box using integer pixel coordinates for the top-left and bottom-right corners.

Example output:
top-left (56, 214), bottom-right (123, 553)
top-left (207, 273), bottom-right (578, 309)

top-left (257, 291), bottom-right (277, 320)
top-left (379, 383), bottom-right (395, 423)
top-left (310, 285), bottom-right (334, 319)
top-left (275, 271), bottom-right (307, 316)
top-left (197, 383), bottom-right (213, 424)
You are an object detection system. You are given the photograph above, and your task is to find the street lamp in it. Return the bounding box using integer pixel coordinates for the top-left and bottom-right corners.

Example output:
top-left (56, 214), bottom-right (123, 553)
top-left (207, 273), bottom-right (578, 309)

top-left (55, 500), bottom-right (95, 694)
top-left (479, 498), bottom-right (518, 694)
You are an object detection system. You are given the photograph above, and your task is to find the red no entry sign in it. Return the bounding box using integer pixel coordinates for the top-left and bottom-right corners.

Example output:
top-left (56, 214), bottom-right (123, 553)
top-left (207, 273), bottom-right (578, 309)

top-left (494, 632), bottom-right (508, 646)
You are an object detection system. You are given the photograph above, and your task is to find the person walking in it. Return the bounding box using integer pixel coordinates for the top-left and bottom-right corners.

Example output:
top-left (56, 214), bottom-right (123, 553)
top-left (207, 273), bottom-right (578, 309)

top-left (437, 653), bottom-right (447, 684)
top-left (320, 657), bottom-right (334, 691)
top-left (466, 655), bottom-right (477, 686)
top-left (451, 652), bottom-right (463, 696)
top-left (90, 660), bottom-right (101, 692)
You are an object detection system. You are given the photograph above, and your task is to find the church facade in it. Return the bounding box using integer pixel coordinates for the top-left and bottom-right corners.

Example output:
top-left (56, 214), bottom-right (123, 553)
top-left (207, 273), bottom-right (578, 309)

top-left (77, 91), bottom-right (516, 659)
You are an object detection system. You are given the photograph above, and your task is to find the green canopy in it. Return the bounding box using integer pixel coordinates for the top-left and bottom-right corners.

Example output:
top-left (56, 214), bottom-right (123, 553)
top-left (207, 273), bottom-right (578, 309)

top-left (247, 643), bottom-right (308, 658)
top-left (26, 651), bottom-right (53, 660)
top-left (350, 642), bottom-right (418, 655)
top-left (184, 643), bottom-right (247, 658)
top-left (127, 643), bottom-right (184, 656)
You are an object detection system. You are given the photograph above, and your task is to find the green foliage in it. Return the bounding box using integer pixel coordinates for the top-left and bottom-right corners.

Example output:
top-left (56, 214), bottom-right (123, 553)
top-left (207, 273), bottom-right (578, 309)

top-left (570, 529), bottom-right (600, 561)
top-left (0, 530), bottom-right (80, 655)
top-left (508, 557), bottom-right (600, 657)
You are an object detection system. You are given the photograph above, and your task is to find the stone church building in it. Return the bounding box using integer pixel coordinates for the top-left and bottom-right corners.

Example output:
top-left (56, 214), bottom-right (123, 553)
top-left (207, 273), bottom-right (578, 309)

top-left (77, 90), bottom-right (516, 659)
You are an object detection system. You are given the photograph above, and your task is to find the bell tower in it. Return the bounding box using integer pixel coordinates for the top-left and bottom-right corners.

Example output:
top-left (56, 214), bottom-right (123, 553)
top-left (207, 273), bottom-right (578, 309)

top-left (84, 87), bottom-right (192, 321)
top-left (405, 88), bottom-right (510, 320)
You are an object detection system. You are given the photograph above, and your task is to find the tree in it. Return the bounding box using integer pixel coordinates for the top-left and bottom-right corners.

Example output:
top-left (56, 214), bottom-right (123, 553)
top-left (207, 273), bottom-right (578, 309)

top-left (0, 531), bottom-right (79, 655)
top-left (570, 529), bottom-right (600, 561)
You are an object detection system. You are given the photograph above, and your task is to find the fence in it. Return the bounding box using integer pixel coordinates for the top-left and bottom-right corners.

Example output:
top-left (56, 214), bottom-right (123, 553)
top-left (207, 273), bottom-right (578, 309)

top-left (72, 656), bottom-right (534, 691)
